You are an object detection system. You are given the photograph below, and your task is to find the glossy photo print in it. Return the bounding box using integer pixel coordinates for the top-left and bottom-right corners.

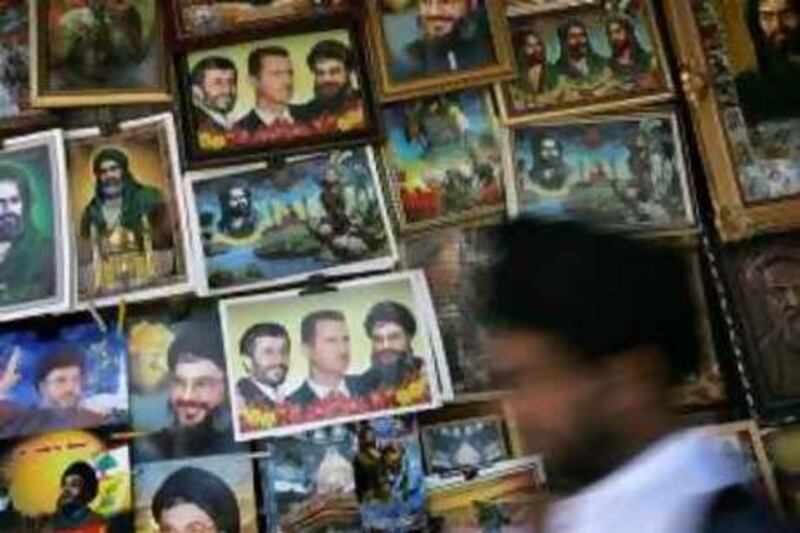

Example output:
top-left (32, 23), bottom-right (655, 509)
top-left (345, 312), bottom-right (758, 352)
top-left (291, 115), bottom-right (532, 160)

top-left (367, 0), bottom-right (513, 101)
top-left (421, 415), bottom-right (510, 476)
top-left (382, 89), bottom-right (505, 232)
top-left (506, 112), bottom-right (697, 232)
top-left (725, 232), bottom-right (800, 420)
top-left (185, 148), bottom-right (397, 296)
top-left (134, 453), bottom-right (258, 533)
top-left (0, 324), bottom-right (128, 441)
top-left (220, 271), bottom-right (446, 440)
top-left (353, 417), bottom-right (427, 531)
top-left (0, 430), bottom-right (132, 531)
top-left (168, 0), bottom-right (350, 43)
top-left (0, 1), bottom-right (51, 132)
top-left (126, 301), bottom-right (243, 463)
top-left (257, 424), bottom-right (361, 532)
top-left (497, 0), bottom-right (672, 124)
top-left (30, 0), bottom-right (170, 107)
top-left (178, 22), bottom-right (378, 166)
top-left (0, 130), bottom-right (70, 322)
top-left (65, 114), bottom-right (193, 308)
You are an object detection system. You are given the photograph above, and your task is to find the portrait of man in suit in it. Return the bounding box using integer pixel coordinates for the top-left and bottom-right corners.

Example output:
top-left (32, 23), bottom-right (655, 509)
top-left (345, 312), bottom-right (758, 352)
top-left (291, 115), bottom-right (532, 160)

top-left (236, 322), bottom-right (291, 412)
top-left (288, 309), bottom-right (367, 407)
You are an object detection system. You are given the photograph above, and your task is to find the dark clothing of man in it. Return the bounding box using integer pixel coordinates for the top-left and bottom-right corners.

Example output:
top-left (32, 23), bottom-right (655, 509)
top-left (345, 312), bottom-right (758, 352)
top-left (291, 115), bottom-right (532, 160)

top-left (133, 408), bottom-right (241, 463)
top-left (236, 377), bottom-right (277, 411)
top-left (556, 51), bottom-right (608, 82)
top-left (48, 506), bottom-right (105, 532)
top-left (392, 13), bottom-right (494, 81)
top-left (233, 105), bottom-right (310, 134)
top-left (195, 108), bottom-right (230, 135)
top-left (298, 88), bottom-right (362, 122)
top-left (288, 375), bottom-right (368, 408)
top-left (0, 228), bottom-right (55, 305)
top-left (361, 355), bottom-right (425, 394)
top-left (700, 485), bottom-right (791, 533)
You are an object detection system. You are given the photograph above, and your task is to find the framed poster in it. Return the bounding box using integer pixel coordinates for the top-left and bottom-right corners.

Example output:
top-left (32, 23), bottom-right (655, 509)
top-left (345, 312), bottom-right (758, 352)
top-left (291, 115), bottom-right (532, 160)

top-left (220, 270), bottom-right (449, 440)
top-left (496, 0), bottom-right (673, 125)
top-left (175, 16), bottom-right (380, 167)
top-left (184, 147), bottom-right (397, 296)
top-left (421, 415), bottom-right (511, 476)
top-left (65, 113), bottom-right (194, 308)
top-left (366, 0), bottom-right (514, 102)
top-left (0, 129), bottom-right (70, 322)
top-left (29, 0), bottom-right (171, 107)
top-left (664, 0), bottom-right (800, 241)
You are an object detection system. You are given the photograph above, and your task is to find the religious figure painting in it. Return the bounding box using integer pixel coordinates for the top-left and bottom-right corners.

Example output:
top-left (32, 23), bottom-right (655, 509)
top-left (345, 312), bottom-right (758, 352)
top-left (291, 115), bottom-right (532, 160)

top-left (220, 271), bottom-right (447, 441)
top-left (185, 148), bottom-right (397, 296)
top-left (65, 113), bottom-right (193, 308)
top-left (366, 0), bottom-right (513, 101)
top-left (382, 89), bottom-right (505, 232)
top-left (30, 0), bottom-right (170, 107)
top-left (506, 112), bottom-right (697, 232)
top-left (0, 129), bottom-right (70, 322)
top-left (177, 20), bottom-right (379, 167)
top-left (496, 0), bottom-right (672, 124)
top-left (421, 415), bottom-right (511, 476)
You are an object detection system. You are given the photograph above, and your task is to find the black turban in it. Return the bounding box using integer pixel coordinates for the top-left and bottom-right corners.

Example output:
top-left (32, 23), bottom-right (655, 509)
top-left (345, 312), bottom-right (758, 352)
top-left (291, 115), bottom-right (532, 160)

top-left (151, 466), bottom-right (240, 533)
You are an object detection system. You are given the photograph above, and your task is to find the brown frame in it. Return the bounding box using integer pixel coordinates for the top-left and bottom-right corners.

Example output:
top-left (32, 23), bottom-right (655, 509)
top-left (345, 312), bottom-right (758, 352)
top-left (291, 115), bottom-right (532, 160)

top-left (174, 13), bottom-right (381, 169)
top-left (366, 0), bottom-right (514, 102)
top-left (495, 0), bottom-right (674, 126)
top-left (663, 0), bottom-right (800, 241)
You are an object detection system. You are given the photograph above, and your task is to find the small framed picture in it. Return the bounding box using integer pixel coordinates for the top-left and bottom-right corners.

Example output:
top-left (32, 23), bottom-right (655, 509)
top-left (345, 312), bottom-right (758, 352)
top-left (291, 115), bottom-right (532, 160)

top-left (0, 1), bottom-right (53, 134)
top-left (175, 16), bottom-right (380, 167)
top-left (505, 111), bottom-right (697, 233)
top-left (421, 415), bottom-right (511, 476)
top-left (0, 129), bottom-right (70, 322)
top-left (220, 270), bottom-right (448, 440)
top-left (65, 113), bottom-right (194, 309)
top-left (366, 0), bottom-right (514, 102)
top-left (724, 232), bottom-right (800, 421)
top-left (126, 300), bottom-right (244, 463)
top-left (496, 0), bottom-right (673, 125)
top-left (134, 453), bottom-right (259, 532)
top-left (664, 0), bottom-right (800, 241)
top-left (184, 147), bottom-right (397, 296)
top-left (0, 324), bottom-right (129, 441)
top-left (29, 0), bottom-right (171, 108)
top-left (165, 0), bottom-right (351, 46)
top-left (506, 0), bottom-right (601, 16)
top-left (382, 88), bottom-right (506, 232)
top-left (0, 430), bottom-right (133, 531)
top-left (257, 424), bottom-right (362, 532)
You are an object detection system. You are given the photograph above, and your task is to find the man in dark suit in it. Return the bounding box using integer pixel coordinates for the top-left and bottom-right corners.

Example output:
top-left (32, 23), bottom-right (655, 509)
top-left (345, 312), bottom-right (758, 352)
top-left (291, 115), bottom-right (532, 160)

top-left (288, 310), bottom-right (367, 407)
top-left (236, 322), bottom-right (291, 412)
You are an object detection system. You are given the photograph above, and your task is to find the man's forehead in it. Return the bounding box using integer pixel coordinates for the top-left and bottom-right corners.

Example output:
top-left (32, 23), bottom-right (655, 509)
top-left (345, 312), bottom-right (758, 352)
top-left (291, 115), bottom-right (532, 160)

top-left (99, 159), bottom-right (120, 169)
top-left (372, 321), bottom-right (404, 334)
top-left (174, 357), bottom-right (224, 377)
top-left (759, 0), bottom-right (795, 13)
top-left (0, 180), bottom-right (20, 195)
top-left (765, 260), bottom-right (800, 284)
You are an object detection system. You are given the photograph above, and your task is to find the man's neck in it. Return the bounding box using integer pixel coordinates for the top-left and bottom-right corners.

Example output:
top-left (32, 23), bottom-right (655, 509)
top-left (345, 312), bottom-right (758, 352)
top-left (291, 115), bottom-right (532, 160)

top-left (256, 99), bottom-right (289, 115)
top-left (615, 48), bottom-right (634, 64)
top-left (309, 370), bottom-right (344, 389)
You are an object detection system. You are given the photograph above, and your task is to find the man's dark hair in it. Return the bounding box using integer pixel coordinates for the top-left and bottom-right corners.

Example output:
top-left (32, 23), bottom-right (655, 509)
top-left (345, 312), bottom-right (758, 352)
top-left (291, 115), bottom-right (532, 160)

top-left (745, 0), bottom-right (800, 65)
top-left (301, 310), bottom-right (345, 345)
top-left (61, 461), bottom-right (98, 505)
top-left (191, 55), bottom-right (237, 87)
top-left (557, 18), bottom-right (588, 45)
top-left (92, 148), bottom-right (129, 177)
top-left (364, 301), bottom-right (417, 338)
top-left (35, 350), bottom-right (84, 387)
top-left (0, 167), bottom-right (30, 216)
top-left (745, 247), bottom-right (800, 287)
top-left (152, 466), bottom-right (239, 533)
top-left (218, 182), bottom-right (251, 205)
top-left (306, 39), bottom-right (353, 71)
top-left (168, 324), bottom-right (226, 374)
top-left (479, 219), bottom-right (699, 384)
top-left (239, 322), bottom-right (290, 358)
top-left (248, 46), bottom-right (290, 78)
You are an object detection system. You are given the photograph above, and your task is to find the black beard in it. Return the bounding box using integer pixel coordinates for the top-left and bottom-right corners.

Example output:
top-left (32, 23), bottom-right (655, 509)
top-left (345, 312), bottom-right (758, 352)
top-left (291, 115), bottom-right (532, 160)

top-left (372, 350), bottom-right (415, 385)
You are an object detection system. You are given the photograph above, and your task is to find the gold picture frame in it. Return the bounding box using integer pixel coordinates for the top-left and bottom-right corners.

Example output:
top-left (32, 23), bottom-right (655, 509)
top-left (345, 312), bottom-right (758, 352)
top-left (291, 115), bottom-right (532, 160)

top-left (366, 0), bottom-right (514, 102)
top-left (663, 1), bottom-right (800, 241)
top-left (495, 0), bottom-right (674, 126)
top-left (29, 0), bottom-right (171, 108)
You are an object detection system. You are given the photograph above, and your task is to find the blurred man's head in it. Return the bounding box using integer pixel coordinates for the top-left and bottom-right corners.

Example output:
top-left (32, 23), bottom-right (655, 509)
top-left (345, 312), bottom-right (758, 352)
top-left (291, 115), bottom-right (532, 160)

top-left (301, 310), bottom-right (350, 382)
top-left (307, 40), bottom-right (354, 101)
top-left (748, 249), bottom-right (800, 348)
top-left (152, 467), bottom-right (239, 533)
top-left (480, 219), bottom-right (697, 489)
top-left (522, 31), bottom-right (546, 67)
top-left (239, 322), bottom-right (291, 388)
top-left (167, 326), bottom-right (227, 427)
top-left (248, 47), bottom-right (293, 107)
top-left (606, 16), bottom-right (635, 57)
top-left (365, 301), bottom-right (417, 368)
top-left (559, 19), bottom-right (590, 61)
top-left (0, 170), bottom-right (28, 244)
top-left (191, 56), bottom-right (238, 114)
top-left (58, 461), bottom-right (98, 512)
top-left (36, 351), bottom-right (84, 409)
top-left (753, 0), bottom-right (800, 54)
top-left (418, 0), bottom-right (472, 40)
top-left (92, 148), bottom-right (130, 201)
